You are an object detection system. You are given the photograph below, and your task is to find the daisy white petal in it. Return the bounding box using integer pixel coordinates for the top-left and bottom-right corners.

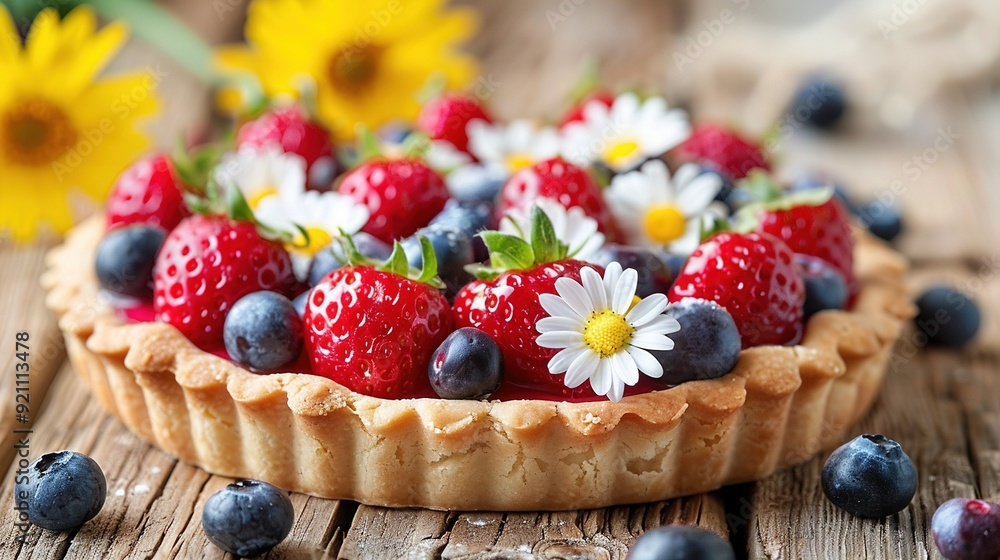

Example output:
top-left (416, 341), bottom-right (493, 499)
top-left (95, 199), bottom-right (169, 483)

top-left (631, 332), bottom-right (675, 351)
top-left (590, 359), bottom-right (613, 396)
top-left (580, 266), bottom-right (607, 310)
top-left (627, 293), bottom-right (669, 326)
top-left (554, 276), bottom-right (595, 318)
top-left (548, 345), bottom-right (588, 374)
top-left (640, 315), bottom-right (682, 335)
top-left (611, 351), bottom-right (639, 385)
top-left (536, 330), bottom-right (584, 349)
top-left (539, 293), bottom-right (584, 321)
top-left (611, 268), bottom-right (638, 315)
top-left (628, 346), bottom-right (663, 378)
top-left (537, 316), bottom-right (583, 334)
top-left (565, 351), bottom-right (599, 388)
top-left (602, 261), bottom-right (623, 302)
top-left (607, 377), bottom-right (626, 403)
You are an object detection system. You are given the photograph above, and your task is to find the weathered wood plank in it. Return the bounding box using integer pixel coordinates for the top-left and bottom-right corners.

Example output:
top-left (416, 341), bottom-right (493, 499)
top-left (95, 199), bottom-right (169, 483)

top-left (0, 364), bottom-right (357, 560)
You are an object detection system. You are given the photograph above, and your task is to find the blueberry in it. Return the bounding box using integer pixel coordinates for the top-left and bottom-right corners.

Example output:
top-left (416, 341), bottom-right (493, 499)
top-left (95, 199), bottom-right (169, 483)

top-left (430, 199), bottom-right (494, 236)
top-left (659, 251), bottom-right (689, 281)
top-left (402, 227), bottom-right (475, 298)
top-left (16, 451), bottom-right (106, 532)
top-left (291, 290), bottom-right (310, 319)
top-left (445, 163), bottom-right (506, 202)
top-left (789, 76), bottom-right (847, 130)
top-left (796, 255), bottom-right (848, 319)
top-left (821, 434), bottom-right (917, 518)
top-left (224, 291), bottom-right (303, 371)
top-left (428, 327), bottom-right (504, 399)
top-left (857, 200), bottom-right (903, 242)
top-left (914, 286), bottom-right (981, 348)
top-left (627, 525), bottom-right (735, 560)
top-left (95, 225), bottom-right (166, 299)
top-left (651, 298), bottom-right (741, 385)
top-left (307, 232), bottom-right (391, 286)
top-left (588, 244), bottom-right (673, 298)
top-left (932, 498), bottom-right (1000, 560)
top-left (202, 480), bottom-right (294, 557)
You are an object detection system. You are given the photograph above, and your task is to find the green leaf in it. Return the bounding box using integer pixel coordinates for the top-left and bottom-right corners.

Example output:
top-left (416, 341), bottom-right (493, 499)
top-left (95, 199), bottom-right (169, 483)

top-left (415, 72), bottom-right (447, 105)
top-left (464, 263), bottom-right (506, 281)
top-left (380, 242), bottom-right (411, 277)
top-left (738, 169), bottom-right (784, 203)
top-left (479, 232), bottom-right (534, 271)
top-left (401, 132), bottom-right (432, 159)
top-left (530, 206), bottom-right (565, 263)
top-left (415, 237), bottom-right (439, 284)
top-left (355, 125), bottom-right (383, 161)
top-left (332, 229), bottom-right (369, 267)
top-left (731, 185), bottom-right (835, 233)
top-left (226, 184), bottom-right (255, 222)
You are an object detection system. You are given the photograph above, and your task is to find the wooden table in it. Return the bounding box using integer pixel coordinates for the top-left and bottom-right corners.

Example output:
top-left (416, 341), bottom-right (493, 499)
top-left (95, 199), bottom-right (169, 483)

top-left (2, 1), bottom-right (999, 558)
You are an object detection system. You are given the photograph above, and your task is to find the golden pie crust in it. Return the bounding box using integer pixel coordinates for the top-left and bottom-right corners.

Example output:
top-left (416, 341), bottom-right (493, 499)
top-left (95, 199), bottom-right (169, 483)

top-left (43, 216), bottom-right (915, 511)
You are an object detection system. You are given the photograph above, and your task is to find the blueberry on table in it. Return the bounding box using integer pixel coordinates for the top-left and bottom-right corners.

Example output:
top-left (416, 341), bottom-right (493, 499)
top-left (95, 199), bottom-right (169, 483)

top-left (915, 286), bottom-right (981, 348)
top-left (789, 76), bottom-right (847, 130)
top-left (95, 225), bottom-right (166, 299)
top-left (627, 525), bottom-right (735, 560)
top-left (428, 327), bottom-right (504, 400)
top-left (202, 480), bottom-right (294, 557)
top-left (16, 451), bottom-right (106, 532)
top-left (821, 434), bottom-right (917, 518)
top-left (651, 298), bottom-right (741, 385)
top-left (224, 291), bottom-right (303, 372)
top-left (932, 498), bottom-right (1000, 560)
top-left (588, 244), bottom-right (673, 298)
top-left (796, 255), bottom-right (848, 319)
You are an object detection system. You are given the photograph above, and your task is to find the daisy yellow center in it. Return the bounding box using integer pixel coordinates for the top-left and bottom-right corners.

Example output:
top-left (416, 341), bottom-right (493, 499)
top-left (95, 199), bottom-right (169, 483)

top-left (583, 309), bottom-right (634, 358)
top-left (505, 153), bottom-right (534, 172)
top-left (292, 226), bottom-right (334, 257)
top-left (603, 139), bottom-right (640, 168)
top-left (643, 204), bottom-right (686, 244)
top-left (328, 45), bottom-right (383, 94)
top-left (1, 99), bottom-right (77, 166)
top-left (247, 186), bottom-right (278, 209)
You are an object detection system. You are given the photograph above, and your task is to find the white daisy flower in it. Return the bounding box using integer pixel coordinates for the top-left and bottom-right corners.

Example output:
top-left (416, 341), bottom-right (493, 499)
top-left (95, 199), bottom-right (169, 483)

top-left (560, 92), bottom-right (691, 172)
top-left (467, 119), bottom-right (561, 175)
top-left (604, 160), bottom-right (727, 255)
top-left (425, 139), bottom-right (472, 172)
top-left (536, 262), bottom-right (680, 402)
top-left (214, 145), bottom-right (306, 209)
top-left (255, 190), bottom-right (370, 279)
top-left (500, 197), bottom-right (606, 261)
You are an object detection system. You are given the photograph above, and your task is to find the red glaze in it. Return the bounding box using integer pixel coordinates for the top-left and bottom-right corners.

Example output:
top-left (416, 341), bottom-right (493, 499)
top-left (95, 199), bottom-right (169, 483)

top-left (153, 216), bottom-right (297, 347)
top-left (676, 123), bottom-right (770, 180)
top-left (417, 93), bottom-right (492, 155)
top-left (339, 158), bottom-right (448, 244)
top-left (304, 266), bottom-right (453, 398)
top-left (237, 106), bottom-right (336, 189)
top-left (496, 157), bottom-right (619, 239)
top-left (755, 198), bottom-right (855, 292)
top-left (669, 232), bottom-right (805, 348)
top-left (105, 153), bottom-right (189, 231)
top-left (558, 90), bottom-right (615, 127)
top-left (453, 259), bottom-right (607, 398)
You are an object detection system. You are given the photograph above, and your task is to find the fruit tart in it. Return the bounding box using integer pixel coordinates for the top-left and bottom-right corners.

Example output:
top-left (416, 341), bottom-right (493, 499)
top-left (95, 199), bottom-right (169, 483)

top-left (43, 94), bottom-right (915, 511)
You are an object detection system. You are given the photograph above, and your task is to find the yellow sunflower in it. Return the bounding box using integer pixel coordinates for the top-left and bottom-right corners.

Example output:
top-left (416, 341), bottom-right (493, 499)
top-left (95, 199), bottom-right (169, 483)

top-left (0, 6), bottom-right (159, 242)
top-left (216, 0), bottom-right (479, 140)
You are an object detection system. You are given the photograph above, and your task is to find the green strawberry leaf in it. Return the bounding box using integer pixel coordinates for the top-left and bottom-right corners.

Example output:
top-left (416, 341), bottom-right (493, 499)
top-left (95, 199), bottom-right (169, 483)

top-left (739, 169), bottom-right (784, 203)
top-left (355, 125), bottom-right (383, 162)
top-left (380, 242), bottom-right (411, 277)
top-left (479, 232), bottom-right (535, 271)
top-left (464, 263), bottom-right (507, 281)
top-left (401, 132), bottom-right (432, 159)
top-left (530, 205), bottom-right (567, 264)
top-left (416, 237), bottom-right (439, 284)
top-left (732, 184), bottom-right (835, 233)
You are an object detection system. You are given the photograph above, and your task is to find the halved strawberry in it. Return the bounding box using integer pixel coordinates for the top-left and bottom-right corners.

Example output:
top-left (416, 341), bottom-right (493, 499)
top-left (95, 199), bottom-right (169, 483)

top-left (668, 231), bottom-right (805, 348)
top-left (305, 237), bottom-right (453, 397)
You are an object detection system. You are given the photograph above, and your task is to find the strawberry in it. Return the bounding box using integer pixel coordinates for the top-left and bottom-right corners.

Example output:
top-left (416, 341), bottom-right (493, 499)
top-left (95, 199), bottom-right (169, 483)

top-left (755, 198), bottom-right (854, 291)
top-left (496, 157), bottom-right (618, 237)
top-left (105, 154), bottom-right (189, 231)
top-left (305, 237), bottom-right (453, 397)
top-left (453, 207), bottom-right (605, 398)
top-left (558, 90), bottom-right (615, 127)
top-left (676, 123), bottom-right (770, 180)
top-left (237, 106), bottom-right (337, 189)
top-left (417, 93), bottom-right (492, 155)
top-left (734, 172), bottom-right (855, 291)
top-left (668, 232), bottom-right (805, 348)
top-left (339, 157), bottom-right (448, 244)
top-left (153, 215), bottom-right (297, 347)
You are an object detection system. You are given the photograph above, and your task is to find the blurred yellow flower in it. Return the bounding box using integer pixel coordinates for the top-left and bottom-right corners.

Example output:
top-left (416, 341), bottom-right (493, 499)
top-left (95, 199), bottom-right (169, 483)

top-left (216, 0), bottom-right (479, 140)
top-left (0, 7), bottom-right (159, 242)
